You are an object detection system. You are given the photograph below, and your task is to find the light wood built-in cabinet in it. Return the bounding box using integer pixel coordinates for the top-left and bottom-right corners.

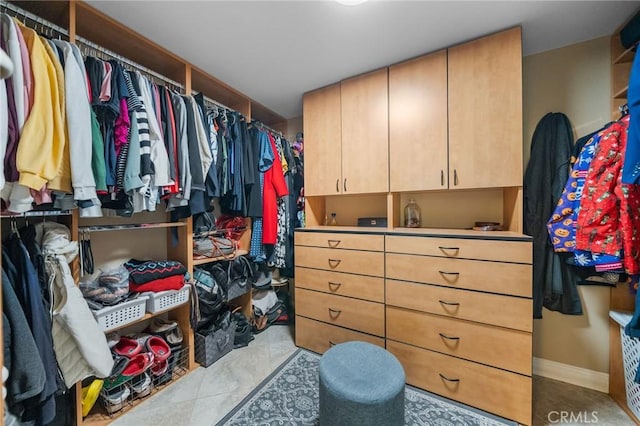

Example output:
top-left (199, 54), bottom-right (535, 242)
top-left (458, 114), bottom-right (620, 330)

top-left (447, 27), bottom-right (523, 190)
top-left (294, 228), bottom-right (533, 425)
top-left (303, 84), bottom-right (342, 196)
top-left (303, 27), bottom-right (524, 230)
top-left (389, 50), bottom-right (448, 191)
top-left (340, 69), bottom-right (389, 195)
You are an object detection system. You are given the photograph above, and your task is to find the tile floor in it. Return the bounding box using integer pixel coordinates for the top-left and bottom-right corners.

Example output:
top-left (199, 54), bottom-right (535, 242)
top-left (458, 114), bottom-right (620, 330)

top-left (111, 324), bottom-right (634, 426)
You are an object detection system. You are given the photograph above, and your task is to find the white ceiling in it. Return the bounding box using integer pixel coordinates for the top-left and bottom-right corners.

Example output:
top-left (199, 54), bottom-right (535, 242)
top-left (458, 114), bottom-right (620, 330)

top-left (87, 0), bottom-right (639, 119)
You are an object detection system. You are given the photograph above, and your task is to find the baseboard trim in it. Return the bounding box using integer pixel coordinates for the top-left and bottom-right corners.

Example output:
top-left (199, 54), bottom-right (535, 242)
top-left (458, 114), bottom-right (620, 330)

top-left (533, 357), bottom-right (609, 393)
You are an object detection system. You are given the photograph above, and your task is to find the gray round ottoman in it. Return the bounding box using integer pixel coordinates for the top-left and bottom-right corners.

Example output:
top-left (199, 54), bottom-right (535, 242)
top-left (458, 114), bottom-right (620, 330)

top-left (319, 341), bottom-right (405, 426)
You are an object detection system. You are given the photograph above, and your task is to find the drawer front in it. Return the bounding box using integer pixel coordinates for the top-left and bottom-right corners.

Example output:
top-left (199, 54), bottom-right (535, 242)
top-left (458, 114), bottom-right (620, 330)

top-left (295, 246), bottom-right (384, 277)
top-left (296, 288), bottom-right (385, 336)
top-left (295, 232), bottom-right (384, 251)
top-left (386, 235), bottom-right (532, 264)
top-left (295, 316), bottom-right (385, 354)
top-left (386, 253), bottom-right (531, 298)
top-left (386, 279), bottom-right (532, 332)
top-left (387, 340), bottom-right (532, 425)
top-left (295, 267), bottom-right (384, 303)
top-left (386, 307), bottom-right (531, 375)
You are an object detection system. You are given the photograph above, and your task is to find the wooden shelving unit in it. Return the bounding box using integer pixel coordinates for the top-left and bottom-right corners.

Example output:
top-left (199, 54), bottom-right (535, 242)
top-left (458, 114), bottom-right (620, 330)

top-left (2, 1), bottom-right (285, 424)
top-left (609, 10), bottom-right (640, 425)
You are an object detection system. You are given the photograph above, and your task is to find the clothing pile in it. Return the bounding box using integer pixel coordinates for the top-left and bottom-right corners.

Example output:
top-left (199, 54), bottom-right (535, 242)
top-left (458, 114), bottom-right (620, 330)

top-left (2, 222), bottom-right (113, 424)
top-left (546, 114), bottom-right (639, 282)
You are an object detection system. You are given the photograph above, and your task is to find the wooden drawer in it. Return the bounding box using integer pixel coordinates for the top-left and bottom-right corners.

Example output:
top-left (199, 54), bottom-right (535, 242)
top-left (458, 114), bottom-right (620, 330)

top-left (296, 288), bottom-right (385, 336)
top-left (386, 235), bottom-right (532, 264)
top-left (387, 340), bottom-right (531, 425)
top-left (386, 306), bottom-right (531, 375)
top-left (295, 246), bottom-right (384, 277)
top-left (295, 231), bottom-right (384, 251)
top-left (295, 316), bottom-right (385, 354)
top-left (295, 267), bottom-right (384, 303)
top-left (386, 279), bottom-right (532, 332)
top-left (386, 253), bottom-right (531, 298)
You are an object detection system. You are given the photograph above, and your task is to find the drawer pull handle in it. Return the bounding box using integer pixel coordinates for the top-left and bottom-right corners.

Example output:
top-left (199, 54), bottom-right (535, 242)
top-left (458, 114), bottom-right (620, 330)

top-left (329, 340), bottom-right (337, 347)
top-left (439, 333), bottom-right (460, 341)
top-left (438, 246), bottom-right (460, 252)
top-left (327, 239), bottom-right (341, 247)
top-left (439, 373), bottom-right (460, 383)
top-left (328, 258), bottom-right (341, 267)
top-left (438, 270), bottom-right (460, 276)
top-left (328, 308), bottom-right (342, 318)
top-left (438, 300), bottom-right (460, 307)
top-left (328, 281), bottom-right (342, 290)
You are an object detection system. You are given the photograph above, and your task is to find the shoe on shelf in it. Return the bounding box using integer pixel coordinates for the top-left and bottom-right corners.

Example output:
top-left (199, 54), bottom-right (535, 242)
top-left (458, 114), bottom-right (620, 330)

top-left (130, 371), bottom-right (153, 398)
top-left (113, 337), bottom-right (142, 358)
top-left (102, 386), bottom-right (130, 414)
top-left (122, 352), bottom-right (154, 377)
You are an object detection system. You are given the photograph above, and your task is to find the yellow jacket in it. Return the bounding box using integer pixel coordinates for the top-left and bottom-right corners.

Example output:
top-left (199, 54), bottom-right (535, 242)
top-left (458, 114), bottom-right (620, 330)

top-left (16, 22), bottom-right (67, 192)
top-left (42, 37), bottom-right (71, 193)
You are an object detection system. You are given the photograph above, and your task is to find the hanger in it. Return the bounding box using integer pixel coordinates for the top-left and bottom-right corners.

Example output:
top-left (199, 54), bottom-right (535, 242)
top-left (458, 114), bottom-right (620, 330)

top-left (620, 103), bottom-right (630, 117)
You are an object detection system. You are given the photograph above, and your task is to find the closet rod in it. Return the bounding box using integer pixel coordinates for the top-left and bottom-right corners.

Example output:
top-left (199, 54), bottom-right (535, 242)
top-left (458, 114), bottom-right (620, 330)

top-left (251, 120), bottom-right (284, 138)
top-left (78, 222), bottom-right (186, 233)
top-left (1, 209), bottom-right (72, 218)
top-left (196, 92), bottom-right (235, 114)
top-left (74, 35), bottom-right (185, 92)
top-left (1, 1), bottom-right (69, 38)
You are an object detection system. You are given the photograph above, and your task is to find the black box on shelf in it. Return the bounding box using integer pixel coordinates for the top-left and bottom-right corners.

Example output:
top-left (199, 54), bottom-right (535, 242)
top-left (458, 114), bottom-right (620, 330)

top-left (357, 217), bottom-right (387, 227)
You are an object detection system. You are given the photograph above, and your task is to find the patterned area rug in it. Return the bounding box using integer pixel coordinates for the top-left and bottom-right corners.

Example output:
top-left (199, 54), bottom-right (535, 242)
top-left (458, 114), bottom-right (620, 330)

top-left (217, 349), bottom-right (518, 425)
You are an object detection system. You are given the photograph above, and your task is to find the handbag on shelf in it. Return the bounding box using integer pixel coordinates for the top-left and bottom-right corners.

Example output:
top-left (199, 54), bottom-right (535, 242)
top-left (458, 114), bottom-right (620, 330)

top-left (193, 235), bottom-right (238, 259)
top-left (215, 214), bottom-right (247, 242)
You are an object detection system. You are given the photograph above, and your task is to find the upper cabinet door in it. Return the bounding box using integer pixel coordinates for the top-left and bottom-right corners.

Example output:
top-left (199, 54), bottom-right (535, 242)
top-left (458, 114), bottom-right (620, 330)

top-left (389, 50), bottom-right (448, 192)
top-left (303, 84), bottom-right (343, 196)
top-left (341, 69), bottom-right (389, 195)
top-left (448, 27), bottom-right (523, 189)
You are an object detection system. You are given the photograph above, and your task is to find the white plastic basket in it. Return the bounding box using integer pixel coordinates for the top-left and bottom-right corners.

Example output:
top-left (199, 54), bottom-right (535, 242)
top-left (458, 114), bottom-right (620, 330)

top-left (93, 297), bottom-right (148, 332)
top-left (611, 310), bottom-right (640, 420)
top-left (144, 285), bottom-right (190, 313)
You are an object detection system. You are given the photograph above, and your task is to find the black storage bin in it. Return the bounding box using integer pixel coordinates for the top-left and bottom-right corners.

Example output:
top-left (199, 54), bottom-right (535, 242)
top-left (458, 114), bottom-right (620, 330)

top-left (195, 320), bottom-right (237, 367)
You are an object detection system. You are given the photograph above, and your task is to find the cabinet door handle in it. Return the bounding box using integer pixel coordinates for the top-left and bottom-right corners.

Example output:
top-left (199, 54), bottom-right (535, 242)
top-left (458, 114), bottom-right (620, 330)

top-left (328, 258), bottom-right (341, 267)
top-left (439, 373), bottom-right (460, 383)
top-left (343, 178), bottom-right (347, 192)
top-left (438, 300), bottom-right (460, 307)
top-left (454, 169), bottom-right (458, 186)
top-left (328, 281), bottom-right (342, 290)
top-left (441, 170), bottom-right (444, 186)
top-left (328, 308), bottom-right (342, 317)
top-left (439, 333), bottom-right (460, 341)
top-left (327, 239), bottom-right (341, 247)
top-left (336, 179), bottom-right (339, 193)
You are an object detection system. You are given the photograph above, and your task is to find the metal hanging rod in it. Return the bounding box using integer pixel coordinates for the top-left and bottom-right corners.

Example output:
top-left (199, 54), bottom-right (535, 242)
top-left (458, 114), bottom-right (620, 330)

top-left (196, 92), bottom-right (235, 114)
top-left (1, 209), bottom-right (72, 218)
top-left (251, 120), bottom-right (284, 138)
top-left (74, 35), bottom-right (185, 93)
top-left (1, 1), bottom-right (69, 38)
top-left (78, 222), bottom-right (187, 233)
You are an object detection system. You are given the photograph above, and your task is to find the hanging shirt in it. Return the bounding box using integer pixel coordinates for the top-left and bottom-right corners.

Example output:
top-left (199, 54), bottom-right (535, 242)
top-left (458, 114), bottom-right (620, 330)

top-left (576, 115), bottom-right (640, 275)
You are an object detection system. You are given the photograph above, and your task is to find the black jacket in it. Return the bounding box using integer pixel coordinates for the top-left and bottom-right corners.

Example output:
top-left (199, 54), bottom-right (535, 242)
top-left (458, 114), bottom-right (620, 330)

top-left (524, 112), bottom-right (582, 318)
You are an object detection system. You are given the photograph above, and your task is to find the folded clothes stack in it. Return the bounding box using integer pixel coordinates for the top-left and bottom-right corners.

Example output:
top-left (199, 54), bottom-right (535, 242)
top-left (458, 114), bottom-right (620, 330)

top-left (124, 259), bottom-right (187, 292)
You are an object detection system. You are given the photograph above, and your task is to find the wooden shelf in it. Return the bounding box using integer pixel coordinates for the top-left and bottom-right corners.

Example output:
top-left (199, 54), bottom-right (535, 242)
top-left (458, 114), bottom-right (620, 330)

top-left (614, 46), bottom-right (636, 64)
top-left (193, 249), bottom-right (249, 266)
top-left (614, 86), bottom-right (629, 99)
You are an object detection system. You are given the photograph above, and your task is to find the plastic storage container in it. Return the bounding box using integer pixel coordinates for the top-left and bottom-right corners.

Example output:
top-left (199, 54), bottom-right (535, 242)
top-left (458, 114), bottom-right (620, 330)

top-left (610, 310), bottom-right (640, 420)
top-left (92, 296), bottom-right (149, 332)
top-left (143, 285), bottom-right (190, 313)
top-left (404, 199), bottom-right (421, 228)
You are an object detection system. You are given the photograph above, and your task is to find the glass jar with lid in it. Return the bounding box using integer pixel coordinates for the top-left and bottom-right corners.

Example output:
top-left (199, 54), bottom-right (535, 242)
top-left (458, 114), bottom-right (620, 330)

top-left (404, 199), bottom-right (421, 228)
